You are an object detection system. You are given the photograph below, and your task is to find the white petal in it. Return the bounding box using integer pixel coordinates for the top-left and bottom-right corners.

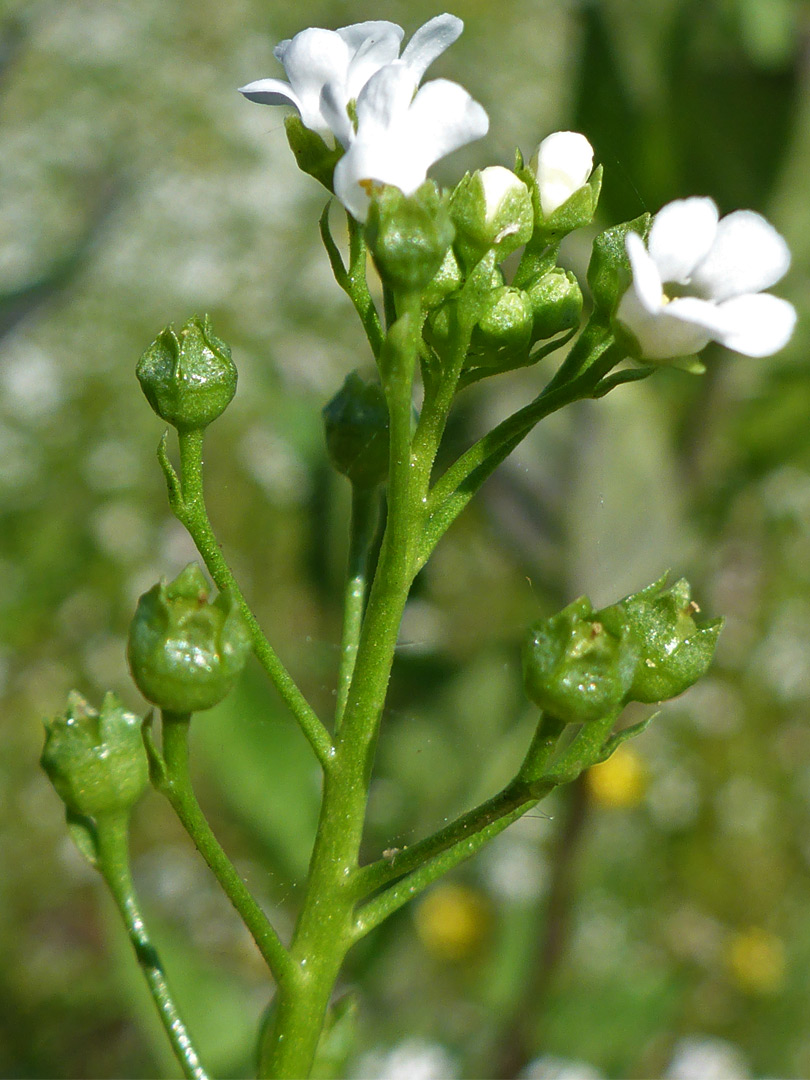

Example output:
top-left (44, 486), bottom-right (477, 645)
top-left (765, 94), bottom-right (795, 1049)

top-left (277, 28), bottom-right (351, 133)
top-left (342, 23), bottom-right (405, 99)
top-left (532, 131), bottom-right (593, 216)
top-left (479, 166), bottom-right (525, 224)
top-left (336, 20), bottom-right (404, 52)
top-left (402, 78), bottom-right (489, 172)
top-left (647, 197), bottom-right (718, 284)
top-left (616, 288), bottom-right (712, 360)
top-left (354, 62), bottom-right (418, 135)
top-left (400, 14), bottom-right (464, 81)
top-left (238, 78), bottom-right (302, 113)
top-left (670, 293), bottom-right (797, 357)
top-left (334, 138), bottom-right (423, 221)
top-left (320, 82), bottom-right (354, 148)
top-left (625, 232), bottom-right (664, 314)
top-left (689, 210), bottom-right (792, 301)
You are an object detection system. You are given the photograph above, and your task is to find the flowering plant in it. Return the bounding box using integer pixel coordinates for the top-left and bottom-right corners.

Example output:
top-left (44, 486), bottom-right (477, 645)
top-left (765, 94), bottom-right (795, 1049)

top-left (40, 13), bottom-right (795, 1080)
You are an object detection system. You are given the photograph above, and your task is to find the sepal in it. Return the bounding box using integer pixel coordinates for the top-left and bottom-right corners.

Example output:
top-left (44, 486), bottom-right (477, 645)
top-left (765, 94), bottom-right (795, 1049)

top-left (587, 212), bottom-right (651, 317)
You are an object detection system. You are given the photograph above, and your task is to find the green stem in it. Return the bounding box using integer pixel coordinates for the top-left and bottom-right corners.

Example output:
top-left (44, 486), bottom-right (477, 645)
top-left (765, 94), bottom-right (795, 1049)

top-left (335, 486), bottom-right (379, 729)
top-left (418, 338), bottom-right (626, 565)
top-left (354, 783), bottom-right (542, 937)
top-left (95, 812), bottom-right (209, 1080)
top-left (168, 428), bottom-right (333, 769)
top-left (257, 295), bottom-right (425, 1079)
top-left (160, 712), bottom-right (295, 989)
top-left (319, 206), bottom-right (384, 359)
top-left (354, 713), bottom-right (567, 903)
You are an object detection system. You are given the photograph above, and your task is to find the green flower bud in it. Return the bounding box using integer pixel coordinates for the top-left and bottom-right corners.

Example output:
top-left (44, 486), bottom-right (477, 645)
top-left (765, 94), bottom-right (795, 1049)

top-left (597, 574), bottom-right (723, 703)
top-left (41, 692), bottom-right (148, 818)
top-left (128, 564), bottom-right (250, 713)
top-left (421, 247), bottom-right (463, 311)
top-left (471, 286), bottom-right (534, 360)
top-left (136, 314), bottom-right (237, 431)
top-left (365, 181), bottom-right (455, 293)
top-left (523, 596), bottom-right (638, 724)
top-left (450, 167), bottom-right (533, 270)
top-left (284, 114), bottom-right (342, 191)
top-left (527, 269), bottom-right (583, 341)
top-left (323, 371), bottom-right (389, 488)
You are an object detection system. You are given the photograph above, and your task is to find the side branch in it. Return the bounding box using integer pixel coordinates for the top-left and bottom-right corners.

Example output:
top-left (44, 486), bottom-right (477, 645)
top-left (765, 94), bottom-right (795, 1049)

top-left (161, 430), bottom-right (334, 769)
top-left (159, 713), bottom-right (296, 988)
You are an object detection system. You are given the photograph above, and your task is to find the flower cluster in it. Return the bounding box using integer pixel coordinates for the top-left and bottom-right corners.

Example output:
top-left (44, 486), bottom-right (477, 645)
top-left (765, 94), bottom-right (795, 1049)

top-left (240, 15), bottom-right (489, 221)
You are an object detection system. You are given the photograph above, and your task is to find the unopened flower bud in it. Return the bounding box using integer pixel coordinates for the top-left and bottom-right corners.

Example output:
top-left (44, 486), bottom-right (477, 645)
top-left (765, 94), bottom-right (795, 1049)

top-left (527, 269), bottom-right (583, 341)
top-left (41, 692), bottom-right (149, 818)
top-left (323, 371), bottom-right (389, 489)
top-left (597, 574), bottom-right (723, 703)
top-left (472, 286), bottom-right (534, 359)
top-left (523, 596), bottom-right (638, 724)
top-left (365, 181), bottom-right (455, 293)
top-left (137, 315), bottom-right (237, 431)
top-left (450, 166), bottom-right (533, 269)
top-left (521, 132), bottom-right (600, 239)
top-left (128, 564), bottom-right (250, 714)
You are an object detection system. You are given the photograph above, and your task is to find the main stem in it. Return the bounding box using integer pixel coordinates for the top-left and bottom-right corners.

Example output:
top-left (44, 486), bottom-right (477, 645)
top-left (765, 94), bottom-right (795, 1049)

top-left (258, 294), bottom-right (425, 1079)
top-left (95, 812), bottom-right (208, 1080)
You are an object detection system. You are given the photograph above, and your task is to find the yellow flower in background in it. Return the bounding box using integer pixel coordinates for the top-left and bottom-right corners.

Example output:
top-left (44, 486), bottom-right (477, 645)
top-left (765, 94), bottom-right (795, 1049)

top-left (727, 927), bottom-right (786, 995)
top-left (415, 883), bottom-right (490, 961)
top-left (586, 745), bottom-right (646, 808)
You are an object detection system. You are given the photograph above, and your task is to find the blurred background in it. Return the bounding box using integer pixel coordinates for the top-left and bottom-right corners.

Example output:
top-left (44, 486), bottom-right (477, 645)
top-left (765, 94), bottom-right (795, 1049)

top-left (2, 0), bottom-right (810, 1076)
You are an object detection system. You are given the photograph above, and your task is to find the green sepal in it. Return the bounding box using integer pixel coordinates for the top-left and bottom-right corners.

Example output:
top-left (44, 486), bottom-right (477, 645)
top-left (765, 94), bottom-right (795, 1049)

top-left (322, 371), bottom-right (389, 489)
top-left (597, 573), bottom-right (723, 703)
top-left (519, 163), bottom-right (603, 245)
top-left (128, 564), bottom-right (251, 713)
top-left (365, 181), bottom-right (455, 292)
top-left (587, 212), bottom-right (651, 317)
top-left (593, 712), bottom-right (657, 765)
top-left (522, 596), bottom-right (639, 725)
top-left (284, 114), bottom-right (342, 191)
top-left (421, 246), bottom-right (463, 312)
top-left (449, 167), bottom-right (533, 271)
top-left (136, 314), bottom-right (237, 432)
top-left (41, 691), bottom-right (149, 819)
top-left (65, 808), bottom-right (100, 868)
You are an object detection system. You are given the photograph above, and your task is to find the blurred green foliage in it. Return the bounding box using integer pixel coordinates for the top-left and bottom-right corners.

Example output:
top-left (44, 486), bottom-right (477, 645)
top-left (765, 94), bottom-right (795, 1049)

top-left (1, 0), bottom-right (809, 1076)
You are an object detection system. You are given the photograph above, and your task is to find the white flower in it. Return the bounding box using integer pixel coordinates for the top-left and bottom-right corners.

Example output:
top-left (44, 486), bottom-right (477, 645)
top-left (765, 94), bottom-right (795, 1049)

top-left (616, 197), bottom-right (796, 360)
top-left (238, 14), bottom-right (463, 145)
top-left (333, 61), bottom-right (488, 221)
top-left (531, 131), bottom-right (594, 217)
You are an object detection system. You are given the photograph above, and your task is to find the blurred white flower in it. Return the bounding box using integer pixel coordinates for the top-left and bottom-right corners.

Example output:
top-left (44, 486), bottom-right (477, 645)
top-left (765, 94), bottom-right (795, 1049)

top-left (519, 1054), bottom-right (604, 1080)
top-left (354, 1038), bottom-right (458, 1080)
top-left (239, 14), bottom-right (463, 144)
top-left (664, 1036), bottom-right (750, 1080)
top-left (617, 197), bottom-right (795, 361)
top-left (531, 131), bottom-right (594, 216)
top-left (333, 62), bottom-right (488, 221)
